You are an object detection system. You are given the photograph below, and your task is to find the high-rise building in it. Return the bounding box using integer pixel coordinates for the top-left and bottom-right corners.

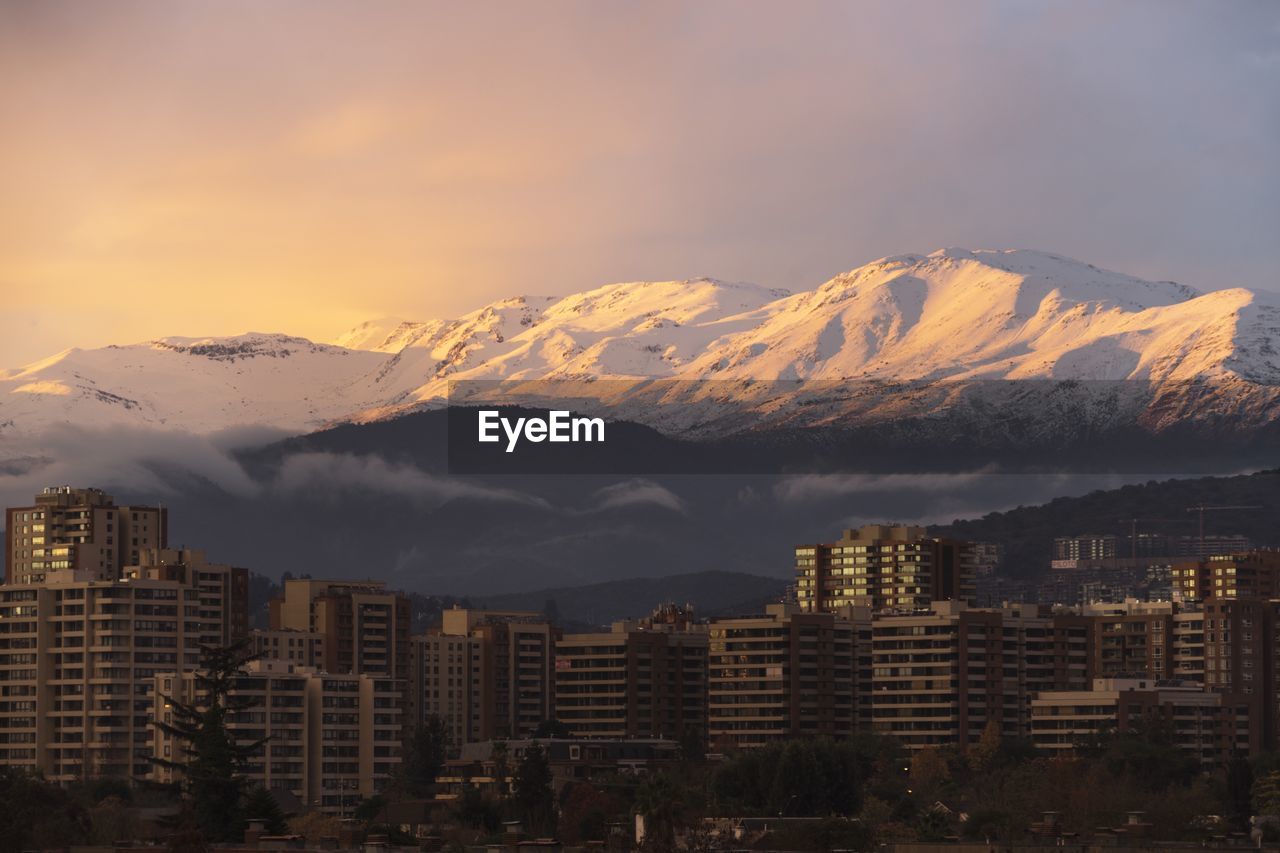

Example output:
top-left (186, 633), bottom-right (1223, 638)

top-left (554, 612), bottom-right (707, 740)
top-left (795, 525), bottom-right (977, 613)
top-left (1053, 534), bottom-right (1120, 562)
top-left (251, 628), bottom-right (326, 669)
top-left (1084, 599), bottom-right (1175, 679)
top-left (408, 631), bottom-right (475, 753)
top-left (0, 563), bottom-right (246, 781)
top-left (4, 486), bottom-right (167, 585)
top-left (1171, 551), bottom-right (1280, 604)
top-left (1201, 596), bottom-right (1278, 749)
top-left (870, 601), bottom-right (1091, 750)
top-left (269, 579), bottom-right (410, 678)
top-left (127, 547), bottom-right (249, 647)
top-left (407, 609), bottom-right (556, 745)
top-left (152, 659), bottom-right (403, 815)
top-left (707, 603), bottom-right (861, 749)
top-left (1031, 677), bottom-right (1258, 765)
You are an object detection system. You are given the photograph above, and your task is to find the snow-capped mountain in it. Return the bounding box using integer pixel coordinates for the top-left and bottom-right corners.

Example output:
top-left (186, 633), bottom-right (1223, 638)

top-left (3, 249), bottom-right (1278, 457)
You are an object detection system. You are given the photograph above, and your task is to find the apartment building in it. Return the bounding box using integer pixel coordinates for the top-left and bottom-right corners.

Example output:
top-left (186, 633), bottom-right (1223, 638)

top-left (0, 563), bottom-right (244, 782)
top-left (1172, 552), bottom-right (1280, 604)
top-left (153, 659), bottom-right (402, 815)
top-left (126, 548), bottom-right (249, 647)
top-left (1201, 596), bottom-right (1279, 749)
top-left (406, 609), bottom-right (557, 745)
top-left (4, 486), bottom-right (166, 585)
top-left (269, 579), bottom-right (410, 678)
top-left (251, 628), bottom-right (325, 669)
top-left (408, 631), bottom-right (474, 752)
top-left (1085, 599), bottom-right (1175, 679)
top-left (795, 525), bottom-right (977, 613)
top-left (554, 617), bottom-right (708, 739)
top-left (870, 601), bottom-right (1091, 750)
top-left (1079, 599), bottom-right (1208, 683)
top-left (1031, 677), bottom-right (1258, 765)
top-left (707, 604), bottom-right (860, 749)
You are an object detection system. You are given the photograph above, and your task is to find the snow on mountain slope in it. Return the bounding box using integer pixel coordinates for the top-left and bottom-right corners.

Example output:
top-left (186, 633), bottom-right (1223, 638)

top-left (3, 249), bottom-right (1279, 455)
top-left (0, 333), bottom-right (386, 447)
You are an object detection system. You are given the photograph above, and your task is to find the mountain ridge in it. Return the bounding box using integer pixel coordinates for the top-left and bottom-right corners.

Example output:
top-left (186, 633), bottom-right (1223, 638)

top-left (3, 248), bottom-right (1279, 460)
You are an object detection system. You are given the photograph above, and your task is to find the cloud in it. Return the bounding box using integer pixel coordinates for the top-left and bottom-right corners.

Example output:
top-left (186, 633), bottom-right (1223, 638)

top-left (773, 472), bottom-right (995, 505)
top-left (0, 423), bottom-right (264, 510)
top-left (269, 451), bottom-right (553, 509)
top-left (587, 479), bottom-right (687, 514)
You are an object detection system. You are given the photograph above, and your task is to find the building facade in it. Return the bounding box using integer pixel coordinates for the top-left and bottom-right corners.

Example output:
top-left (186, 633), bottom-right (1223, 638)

top-left (870, 601), bottom-right (1091, 750)
top-left (269, 579), bottom-right (410, 678)
top-left (554, 619), bottom-right (707, 740)
top-left (0, 563), bottom-right (244, 782)
top-left (153, 659), bottom-right (403, 815)
top-left (1031, 677), bottom-right (1258, 765)
top-left (707, 604), bottom-right (861, 749)
top-left (4, 486), bottom-right (167, 585)
top-left (795, 525), bottom-right (977, 613)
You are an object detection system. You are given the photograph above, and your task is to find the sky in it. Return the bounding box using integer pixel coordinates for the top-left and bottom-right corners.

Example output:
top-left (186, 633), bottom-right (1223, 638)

top-left (1, 1), bottom-right (1278, 368)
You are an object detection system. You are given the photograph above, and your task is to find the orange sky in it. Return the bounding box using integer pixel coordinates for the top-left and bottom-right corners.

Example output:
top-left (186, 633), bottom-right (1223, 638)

top-left (2, 1), bottom-right (1277, 367)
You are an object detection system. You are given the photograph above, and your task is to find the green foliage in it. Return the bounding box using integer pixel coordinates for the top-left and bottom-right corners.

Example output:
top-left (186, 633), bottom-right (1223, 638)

top-left (455, 786), bottom-right (502, 833)
top-left (558, 783), bottom-right (619, 845)
top-left (399, 715), bottom-right (451, 797)
top-left (1090, 719), bottom-right (1201, 792)
top-left (513, 744), bottom-right (557, 837)
top-left (636, 772), bottom-right (692, 851)
top-left (353, 794), bottom-right (389, 824)
top-left (1226, 757), bottom-right (1254, 829)
top-left (1254, 770), bottom-right (1280, 817)
top-left (710, 737), bottom-right (870, 817)
top-left (149, 638), bottom-right (263, 842)
top-left (678, 726), bottom-right (707, 763)
top-left (934, 469), bottom-right (1280, 579)
top-left (0, 768), bottom-right (90, 853)
top-left (532, 718), bottom-right (572, 739)
top-left (244, 786), bottom-right (290, 835)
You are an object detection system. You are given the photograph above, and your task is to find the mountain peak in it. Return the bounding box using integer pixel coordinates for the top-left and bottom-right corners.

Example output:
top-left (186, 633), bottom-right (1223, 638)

top-left (3, 249), bottom-right (1277, 449)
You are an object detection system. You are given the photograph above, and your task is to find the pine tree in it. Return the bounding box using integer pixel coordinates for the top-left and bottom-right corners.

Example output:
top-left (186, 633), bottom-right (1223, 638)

top-left (244, 786), bottom-right (289, 836)
top-left (150, 639), bottom-right (264, 843)
top-left (398, 715), bottom-right (451, 798)
top-left (513, 744), bottom-right (556, 838)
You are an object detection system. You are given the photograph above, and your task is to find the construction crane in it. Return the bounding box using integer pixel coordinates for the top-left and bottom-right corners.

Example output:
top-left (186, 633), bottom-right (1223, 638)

top-left (1184, 504), bottom-right (1264, 556)
top-left (1115, 517), bottom-right (1193, 560)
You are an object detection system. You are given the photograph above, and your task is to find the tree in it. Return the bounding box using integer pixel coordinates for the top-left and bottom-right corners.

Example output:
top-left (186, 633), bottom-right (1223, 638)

top-left (1226, 757), bottom-right (1254, 830)
top-left (970, 719), bottom-right (1003, 773)
top-left (244, 786), bottom-right (289, 836)
top-left (558, 783), bottom-right (617, 845)
top-left (150, 638), bottom-right (264, 842)
top-left (532, 718), bottom-right (572, 739)
top-left (399, 716), bottom-right (451, 797)
top-left (909, 748), bottom-right (950, 800)
top-left (1254, 770), bottom-right (1280, 818)
top-left (678, 726), bottom-right (707, 763)
top-left (456, 786), bottom-right (502, 833)
top-left (635, 772), bottom-right (689, 851)
top-left (513, 744), bottom-right (557, 837)
top-left (0, 767), bottom-right (89, 853)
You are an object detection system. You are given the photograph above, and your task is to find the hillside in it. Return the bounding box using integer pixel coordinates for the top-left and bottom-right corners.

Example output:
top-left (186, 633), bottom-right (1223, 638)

top-left (934, 468), bottom-right (1280, 576)
top-left (472, 570), bottom-right (787, 626)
